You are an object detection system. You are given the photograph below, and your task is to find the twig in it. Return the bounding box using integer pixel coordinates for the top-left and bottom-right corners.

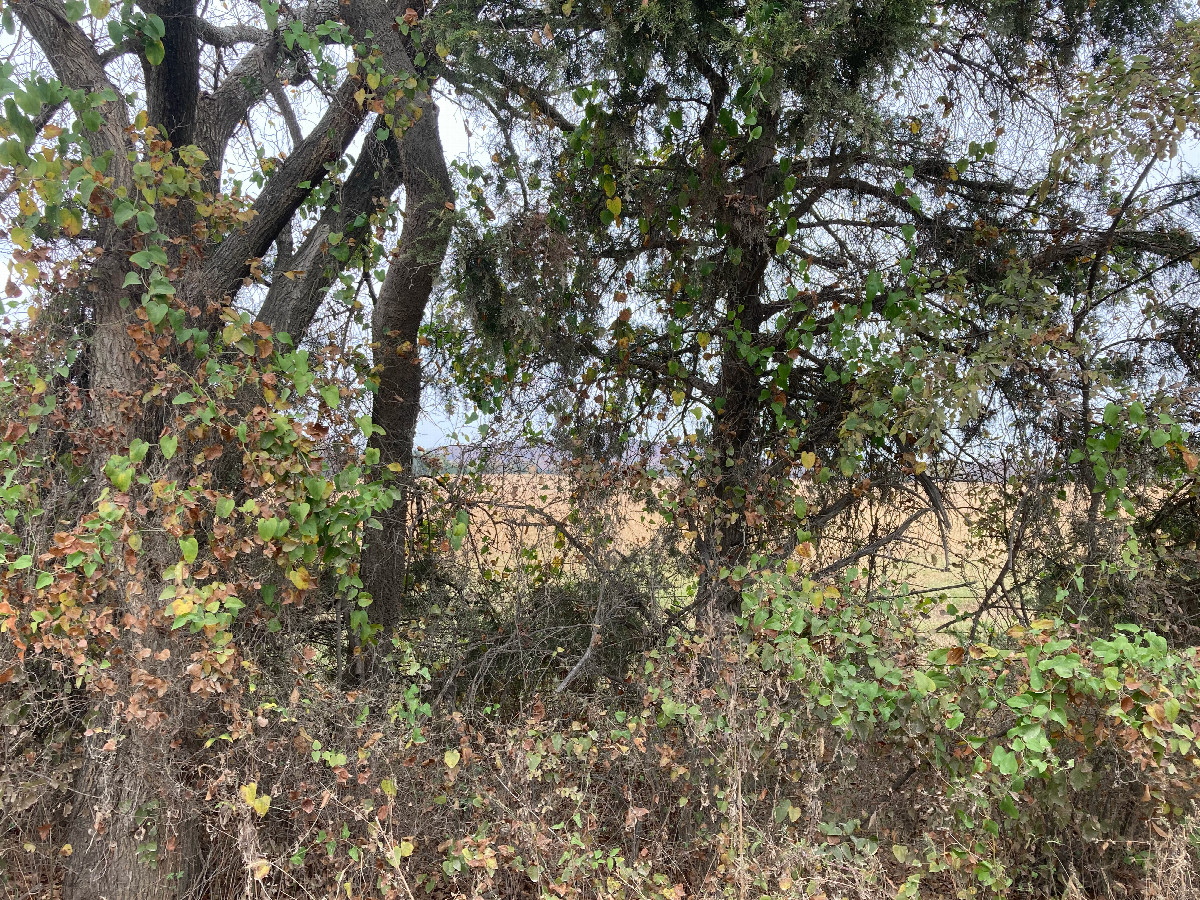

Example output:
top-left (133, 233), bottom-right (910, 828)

top-left (555, 580), bottom-right (604, 694)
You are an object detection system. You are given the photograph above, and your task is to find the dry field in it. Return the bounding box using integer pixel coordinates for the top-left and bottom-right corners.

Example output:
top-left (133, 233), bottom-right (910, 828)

top-left (437, 475), bottom-right (1020, 617)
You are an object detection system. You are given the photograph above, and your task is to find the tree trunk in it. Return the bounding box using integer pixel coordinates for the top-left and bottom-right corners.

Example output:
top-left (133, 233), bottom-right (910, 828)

top-left (696, 120), bottom-right (778, 614)
top-left (63, 731), bottom-right (203, 900)
top-left (360, 102), bottom-right (453, 638)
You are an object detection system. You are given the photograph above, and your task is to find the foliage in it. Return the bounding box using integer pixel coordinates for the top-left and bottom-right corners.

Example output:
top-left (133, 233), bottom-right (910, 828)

top-left (2, 0), bottom-right (1200, 897)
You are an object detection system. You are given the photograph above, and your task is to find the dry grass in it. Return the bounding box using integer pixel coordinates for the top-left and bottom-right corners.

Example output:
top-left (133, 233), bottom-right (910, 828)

top-left (446, 476), bottom-right (1008, 618)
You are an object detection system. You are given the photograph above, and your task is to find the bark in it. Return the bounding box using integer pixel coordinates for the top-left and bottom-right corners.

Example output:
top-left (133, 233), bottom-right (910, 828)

top-left (63, 732), bottom-right (204, 900)
top-left (697, 118), bottom-right (779, 614)
top-left (256, 123), bottom-right (406, 341)
top-left (196, 76), bottom-right (368, 302)
top-left (360, 102), bottom-right (453, 636)
top-left (141, 0), bottom-right (201, 147)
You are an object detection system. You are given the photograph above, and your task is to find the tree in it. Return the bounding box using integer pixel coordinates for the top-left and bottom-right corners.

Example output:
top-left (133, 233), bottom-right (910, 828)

top-left (0, 0), bottom-right (453, 893)
top-left (4, 0), bottom-right (1200, 897)
top-left (436, 0), bottom-right (1200, 620)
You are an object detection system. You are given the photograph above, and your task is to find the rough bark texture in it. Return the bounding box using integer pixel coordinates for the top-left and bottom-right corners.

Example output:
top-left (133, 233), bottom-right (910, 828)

top-left (142, 0), bottom-right (201, 147)
top-left (62, 733), bottom-right (204, 900)
top-left (256, 124), bottom-right (406, 341)
top-left (361, 103), bottom-right (454, 636)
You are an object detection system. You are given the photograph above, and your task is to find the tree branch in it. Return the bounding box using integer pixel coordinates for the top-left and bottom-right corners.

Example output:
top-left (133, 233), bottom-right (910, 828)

top-left (12, 0), bottom-right (133, 196)
top-left (195, 19), bottom-right (271, 46)
top-left (256, 119), bottom-right (406, 341)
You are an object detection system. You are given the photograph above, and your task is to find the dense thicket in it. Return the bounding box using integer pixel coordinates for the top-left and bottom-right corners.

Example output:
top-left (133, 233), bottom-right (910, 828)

top-left (3, 0), bottom-right (1200, 897)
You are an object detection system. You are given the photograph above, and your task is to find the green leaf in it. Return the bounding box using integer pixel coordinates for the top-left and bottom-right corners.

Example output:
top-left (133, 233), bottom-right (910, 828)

top-left (1165, 697), bottom-right (1181, 723)
top-left (145, 39), bottom-right (165, 66)
top-left (129, 245), bottom-right (168, 268)
top-left (141, 13), bottom-right (165, 39)
top-left (912, 671), bottom-right (936, 694)
top-left (114, 201), bottom-right (137, 227)
top-left (128, 439), bottom-right (149, 463)
top-left (775, 237), bottom-right (790, 255)
top-left (179, 536), bottom-right (198, 564)
top-left (320, 384), bottom-right (340, 409)
top-left (215, 497), bottom-right (235, 518)
top-left (35, 571), bottom-right (54, 589)
top-left (258, 519), bottom-right (276, 542)
top-left (171, 392), bottom-right (195, 406)
top-left (159, 434), bottom-right (179, 459)
top-left (145, 301), bottom-right (168, 326)
top-left (89, 0), bottom-right (110, 17)
top-left (991, 746), bottom-right (1019, 776)
top-left (10, 554), bottom-right (32, 570)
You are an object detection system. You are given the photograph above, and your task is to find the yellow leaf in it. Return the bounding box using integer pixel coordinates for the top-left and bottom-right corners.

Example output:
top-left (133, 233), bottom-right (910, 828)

top-left (287, 567), bottom-right (312, 590)
top-left (400, 838), bottom-right (414, 857)
top-left (240, 782), bottom-right (258, 805)
top-left (367, 71), bottom-right (380, 90)
top-left (251, 859), bottom-right (271, 879)
top-left (381, 777), bottom-right (397, 798)
top-left (252, 794), bottom-right (271, 817)
top-left (61, 208), bottom-right (82, 237)
top-left (170, 597), bottom-right (194, 617)
top-left (444, 749), bottom-right (461, 769)
top-left (800, 451), bottom-right (816, 469)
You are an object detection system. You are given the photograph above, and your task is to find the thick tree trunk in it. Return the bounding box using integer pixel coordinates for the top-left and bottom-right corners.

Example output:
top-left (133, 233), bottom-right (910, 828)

top-left (360, 103), bottom-right (453, 637)
top-left (63, 732), bottom-right (203, 900)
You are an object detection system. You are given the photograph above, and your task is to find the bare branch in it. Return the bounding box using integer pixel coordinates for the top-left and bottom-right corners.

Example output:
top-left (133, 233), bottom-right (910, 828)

top-left (266, 77), bottom-right (305, 147)
top-left (195, 19), bottom-right (271, 46)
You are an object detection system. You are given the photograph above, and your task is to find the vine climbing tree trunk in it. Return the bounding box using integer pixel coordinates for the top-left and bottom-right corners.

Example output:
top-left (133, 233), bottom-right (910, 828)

top-left (360, 102), bottom-right (454, 639)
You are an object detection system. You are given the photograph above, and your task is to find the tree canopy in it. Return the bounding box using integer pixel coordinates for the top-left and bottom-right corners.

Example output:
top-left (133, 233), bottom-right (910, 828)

top-left (3, 0), bottom-right (1200, 897)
